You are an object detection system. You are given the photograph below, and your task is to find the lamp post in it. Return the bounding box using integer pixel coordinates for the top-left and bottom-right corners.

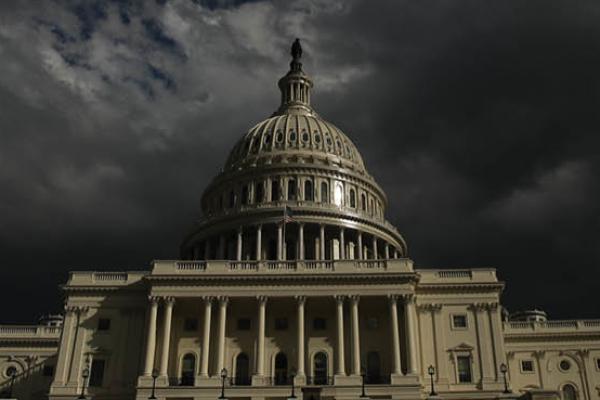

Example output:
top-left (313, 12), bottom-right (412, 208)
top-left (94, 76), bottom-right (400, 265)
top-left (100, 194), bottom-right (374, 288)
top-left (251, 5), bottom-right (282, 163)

top-left (428, 365), bottom-right (437, 396)
top-left (218, 368), bottom-right (228, 400)
top-left (7, 367), bottom-right (16, 398)
top-left (149, 368), bottom-right (159, 399)
top-left (288, 368), bottom-right (297, 400)
top-left (500, 363), bottom-right (510, 394)
top-left (359, 367), bottom-right (368, 399)
top-left (78, 367), bottom-right (90, 399)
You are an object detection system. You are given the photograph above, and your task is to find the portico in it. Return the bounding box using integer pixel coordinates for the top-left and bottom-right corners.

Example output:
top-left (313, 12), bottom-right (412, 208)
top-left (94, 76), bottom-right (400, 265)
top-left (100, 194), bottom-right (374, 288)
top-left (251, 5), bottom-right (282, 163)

top-left (137, 259), bottom-right (419, 391)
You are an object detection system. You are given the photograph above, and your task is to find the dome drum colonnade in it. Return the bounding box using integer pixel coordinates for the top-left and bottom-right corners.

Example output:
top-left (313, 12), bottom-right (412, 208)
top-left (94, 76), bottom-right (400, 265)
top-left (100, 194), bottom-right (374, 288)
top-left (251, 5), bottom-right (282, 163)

top-left (181, 38), bottom-right (407, 264)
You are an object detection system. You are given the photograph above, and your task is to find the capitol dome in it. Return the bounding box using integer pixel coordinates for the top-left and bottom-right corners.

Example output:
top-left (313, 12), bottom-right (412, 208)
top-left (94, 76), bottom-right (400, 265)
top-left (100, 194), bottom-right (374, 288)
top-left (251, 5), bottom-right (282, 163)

top-left (181, 39), bottom-right (407, 262)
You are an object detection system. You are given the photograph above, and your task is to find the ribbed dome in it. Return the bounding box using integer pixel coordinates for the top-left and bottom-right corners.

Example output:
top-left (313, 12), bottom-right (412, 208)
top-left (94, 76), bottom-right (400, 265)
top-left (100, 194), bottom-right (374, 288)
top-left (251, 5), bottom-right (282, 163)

top-left (224, 114), bottom-right (366, 173)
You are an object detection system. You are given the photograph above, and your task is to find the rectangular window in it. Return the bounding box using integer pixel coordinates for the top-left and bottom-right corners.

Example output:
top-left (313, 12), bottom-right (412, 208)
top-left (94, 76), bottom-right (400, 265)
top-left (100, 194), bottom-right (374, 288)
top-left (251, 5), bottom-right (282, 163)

top-left (521, 360), bottom-right (534, 372)
top-left (271, 180), bottom-right (280, 202)
top-left (97, 318), bottom-right (111, 331)
top-left (457, 356), bottom-right (472, 383)
top-left (287, 179), bottom-right (297, 200)
top-left (43, 365), bottom-right (54, 377)
top-left (452, 315), bottom-right (468, 329)
top-left (313, 318), bottom-right (327, 330)
top-left (596, 358), bottom-right (600, 371)
top-left (237, 318), bottom-right (251, 330)
top-left (184, 318), bottom-right (198, 331)
top-left (88, 359), bottom-right (106, 387)
top-left (275, 317), bottom-right (289, 331)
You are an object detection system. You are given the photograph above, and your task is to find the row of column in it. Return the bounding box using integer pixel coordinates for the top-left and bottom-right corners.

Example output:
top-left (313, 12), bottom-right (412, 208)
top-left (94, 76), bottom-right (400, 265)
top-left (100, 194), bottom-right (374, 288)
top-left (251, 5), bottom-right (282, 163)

top-left (195, 223), bottom-right (401, 261)
top-left (141, 294), bottom-right (419, 380)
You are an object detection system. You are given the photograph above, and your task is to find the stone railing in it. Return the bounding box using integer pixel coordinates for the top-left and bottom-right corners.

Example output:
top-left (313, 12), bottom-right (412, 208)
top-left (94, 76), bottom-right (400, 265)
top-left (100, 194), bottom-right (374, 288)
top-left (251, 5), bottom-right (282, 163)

top-left (0, 325), bottom-right (62, 339)
top-left (196, 200), bottom-right (401, 236)
top-left (67, 271), bottom-right (148, 286)
top-left (416, 268), bottom-right (498, 284)
top-left (151, 258), bottom-right (415, 275)
top-left (504, 319), bottom-right (600, 334)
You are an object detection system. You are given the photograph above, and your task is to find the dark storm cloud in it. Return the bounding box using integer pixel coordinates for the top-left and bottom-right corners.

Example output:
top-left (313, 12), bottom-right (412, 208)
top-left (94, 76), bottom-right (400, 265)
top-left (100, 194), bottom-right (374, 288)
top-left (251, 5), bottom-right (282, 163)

top-left (0, 0), bottom-right (598, 323)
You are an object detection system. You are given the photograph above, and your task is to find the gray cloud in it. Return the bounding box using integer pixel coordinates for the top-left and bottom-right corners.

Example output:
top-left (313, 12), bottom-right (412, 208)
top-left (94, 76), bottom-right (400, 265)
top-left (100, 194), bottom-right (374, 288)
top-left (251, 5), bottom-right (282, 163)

top-left (0, 0), bottom-right (599, 322)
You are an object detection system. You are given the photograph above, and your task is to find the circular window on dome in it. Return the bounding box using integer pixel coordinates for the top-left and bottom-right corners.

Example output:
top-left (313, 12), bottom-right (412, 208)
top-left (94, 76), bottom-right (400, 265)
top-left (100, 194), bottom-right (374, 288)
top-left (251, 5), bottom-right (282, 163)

top-left (289, 130), bottom-right (297, 142)
top-left (276, 130), bottom-right (284, 143)
top-left (302, 130), bottom-right (309, 142)
top-left (314, 132), bottom-right (321, 144)
top-left (264, 133), bottom-right (272, 145)
top-left (335, 140), bottom-right (342, 154)
top-left (559, 360), bottom-right (571, 371)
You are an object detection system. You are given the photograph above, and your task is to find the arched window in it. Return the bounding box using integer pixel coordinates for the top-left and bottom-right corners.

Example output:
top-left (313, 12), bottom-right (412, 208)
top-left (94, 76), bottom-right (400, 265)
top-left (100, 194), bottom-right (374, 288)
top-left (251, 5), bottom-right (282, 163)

top-left (366, 351), bottom-right (381, 384)
top-left (321, 182), bottom-right (329, 203)
top-left (241, 185), bottom-right (249, 205)
top-left (274, 353), bottom-right (288, 385)
top-left (235, 353), bottom-right (250, 386)
top-left (349, 189), bottom-right (356, 208)
top-left (181, 353), bottom-right (195, 386)
top-left (562, 384), bottom-right (577, 400)
top-left (361, 194), bottom-right (366, 211)
top-left (304, 180), bottom-right (313, 201)
top-left (288, 179), bottom-right (297, 200)
top-left (229, 190), bottom-right (236, 208)
top-left (271, 180), bottom-right (280, 202)
top-left (255, 182), bottom-right (264, 203)
top-left (313, 352), bottom-right (328, 385)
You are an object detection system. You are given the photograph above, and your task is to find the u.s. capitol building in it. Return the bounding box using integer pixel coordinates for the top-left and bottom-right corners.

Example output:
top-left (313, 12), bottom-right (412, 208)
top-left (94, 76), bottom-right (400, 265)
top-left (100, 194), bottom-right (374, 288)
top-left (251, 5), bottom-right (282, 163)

top-left (1, 40), bottom-right (599, 400)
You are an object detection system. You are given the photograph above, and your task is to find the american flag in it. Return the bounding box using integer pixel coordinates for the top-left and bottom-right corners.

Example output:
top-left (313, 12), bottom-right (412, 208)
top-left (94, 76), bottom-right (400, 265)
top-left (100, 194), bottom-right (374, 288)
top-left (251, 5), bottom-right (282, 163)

top-left (282, 205), bottom-right (295, 224)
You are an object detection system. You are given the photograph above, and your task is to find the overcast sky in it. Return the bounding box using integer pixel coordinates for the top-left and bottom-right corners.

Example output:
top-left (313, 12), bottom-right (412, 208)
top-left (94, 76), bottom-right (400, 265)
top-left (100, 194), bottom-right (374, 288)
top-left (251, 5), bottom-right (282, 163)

top-left (1, 0), bottom-right (599, 323)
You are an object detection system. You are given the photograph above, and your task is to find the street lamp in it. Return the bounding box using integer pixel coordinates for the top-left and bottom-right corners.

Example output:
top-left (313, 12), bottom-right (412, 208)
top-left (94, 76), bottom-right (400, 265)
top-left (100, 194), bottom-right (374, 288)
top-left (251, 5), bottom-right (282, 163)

top-left (359, 367), bottom-right (368, 399)
top-left (427, 365), bottom-right (437, 396)
top-left (500, 363), bottom-right (510, 393)
top-left (78, 367), bottom-right (90, 399)
top-left (218, 368), bottom-right (228, 400)
top-left (288, 368), bottom-right (297, 400)
top-left (149, 368), bottom-right (159, 399)
top-left (6, 367), bottom-right (16, 398)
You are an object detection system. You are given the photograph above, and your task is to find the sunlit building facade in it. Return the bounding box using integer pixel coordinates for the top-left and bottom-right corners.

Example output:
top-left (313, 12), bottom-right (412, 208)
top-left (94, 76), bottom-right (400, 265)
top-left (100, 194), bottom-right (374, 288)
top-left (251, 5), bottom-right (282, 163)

top-left (1, 40), bottom-right (599, 400)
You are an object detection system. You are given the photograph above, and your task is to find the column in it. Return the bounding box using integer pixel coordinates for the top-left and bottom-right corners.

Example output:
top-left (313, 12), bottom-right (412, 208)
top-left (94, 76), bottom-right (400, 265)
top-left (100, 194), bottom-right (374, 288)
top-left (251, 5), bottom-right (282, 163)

top-left (218, 235), bottom-right (225, 259)
top-left (372, 236), bottom-right (378, 260)
top-left (236, 227), bottom-right (243, 261)
top-left (256, 296), bottom-right (267, 376)
top-left (357, 232), bottom-right (363, 260)
top-left (320, 225), bottom-right (326, 260)
top-left (200, 297), bottom-right (212, 376)
top-left (143, 298), bottom-right (159, 375)
top-left (350, 296), bottom-right (361, 375)
top-left (384, 243), bottom-right (390, 259)
top-left (216, 297), bottom-right (228, 373)
top-left (488, 303), bottom-right (506, 382)
top-left (296, 296), bottom-right (306, 376)
top-left (404, 295), bottom-right (418, 374)
top-left (256, 225), bottom-right (262, 261)
top-left (277, 224), bottom-right (283, 261)
top-left (335, 296), bottom-right (346, 375)
top-left (159, 297), bottom-right (175, 376)
top-left (298, 223), bottom-right (305, 260)
top-left (54, 307), bottom-right (77, 384)
top-left (431, 305), bottom-right (449, 383)
top-left (388, 296), bottom-right (402, 376)
top-left (67, 307), bottom-right (89, 384)
top-left (393, 249), bottom-right (399, 259)
top-left (340, 228), bottom-right (346, 259)
top-left (533, 351), bottom-right (546, 388)
top-left (473, 304), bottom-right (495, 384)
top-left (204, 240), bottom-right (211, 260)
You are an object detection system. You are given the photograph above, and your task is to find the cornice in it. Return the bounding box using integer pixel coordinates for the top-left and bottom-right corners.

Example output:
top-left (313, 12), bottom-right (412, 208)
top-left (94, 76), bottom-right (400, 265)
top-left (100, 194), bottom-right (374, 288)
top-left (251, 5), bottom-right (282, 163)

top-left (145, 272), bottom-right (419, 287)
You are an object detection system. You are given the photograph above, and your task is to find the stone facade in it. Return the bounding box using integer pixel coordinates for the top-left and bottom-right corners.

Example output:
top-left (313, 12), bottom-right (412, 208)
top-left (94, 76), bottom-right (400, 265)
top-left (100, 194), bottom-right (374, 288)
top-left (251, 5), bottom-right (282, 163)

top-left (1, 40), bottom-right (599, 400)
